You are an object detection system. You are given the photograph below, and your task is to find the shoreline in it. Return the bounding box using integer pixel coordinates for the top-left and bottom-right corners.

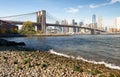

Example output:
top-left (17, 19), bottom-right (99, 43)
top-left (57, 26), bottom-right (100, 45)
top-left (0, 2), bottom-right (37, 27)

top-left (0, 34), bottom-right (71, 37)
top-left (0, 34), bottom-right (120, 37)
top-left (0, 46), bottom-right (120, 77)
top-left (49, 49), bottom-right (120, 71)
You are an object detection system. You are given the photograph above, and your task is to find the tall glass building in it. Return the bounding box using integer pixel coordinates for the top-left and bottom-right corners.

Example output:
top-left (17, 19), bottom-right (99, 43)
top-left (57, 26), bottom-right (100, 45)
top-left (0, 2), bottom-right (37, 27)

top-left (92, 14), bottom-right (96, 23)
top-left (92, 14), bottom-right (97, 28)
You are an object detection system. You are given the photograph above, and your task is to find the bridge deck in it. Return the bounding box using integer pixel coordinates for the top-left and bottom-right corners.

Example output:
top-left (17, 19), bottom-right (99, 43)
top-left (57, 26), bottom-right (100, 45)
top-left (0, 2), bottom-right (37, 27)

top-left (0, 20), bottom-right (105, 32)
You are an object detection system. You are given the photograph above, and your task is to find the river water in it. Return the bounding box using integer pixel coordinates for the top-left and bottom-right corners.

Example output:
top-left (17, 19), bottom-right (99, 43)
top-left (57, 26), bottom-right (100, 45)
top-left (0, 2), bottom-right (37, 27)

top-left (3, 35), bottom-right (120, 69)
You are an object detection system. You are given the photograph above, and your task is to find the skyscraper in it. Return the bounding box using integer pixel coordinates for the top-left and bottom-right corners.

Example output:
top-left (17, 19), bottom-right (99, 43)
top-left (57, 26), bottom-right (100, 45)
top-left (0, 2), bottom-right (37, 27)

top-left (72, 19), bottom-right (77, 33)
top-left (72, 19), bottom-right (75, 25)
top-left (79, 21), bottom-right (84, 27)
top-left (92, 14), bottom-right (96, 23)
top-left (114, 17), bottom-right (120, 29)
top-left (114, 17), bottom-right (120, 32)
top-left (55, 21), bottom-right (61, 33)
top-left (92, 14), bottom-right (97, 28)
top-left (98, 16), bottom-right (103, 29)
top-left (61, 19), bottom-right (68, 34)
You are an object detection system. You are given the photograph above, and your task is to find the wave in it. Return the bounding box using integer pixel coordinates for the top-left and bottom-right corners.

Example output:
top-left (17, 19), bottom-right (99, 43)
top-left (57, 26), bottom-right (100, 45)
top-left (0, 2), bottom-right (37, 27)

top-left (49, 49), bottom-right (120, 70)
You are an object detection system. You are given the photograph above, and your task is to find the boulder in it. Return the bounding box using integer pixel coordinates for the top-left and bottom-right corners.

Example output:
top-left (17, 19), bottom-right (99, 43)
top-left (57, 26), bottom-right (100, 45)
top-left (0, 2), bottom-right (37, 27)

top-left (0, 39), bottom-right (26, 46)
top-left (17, 42), bottom-right (26, 46)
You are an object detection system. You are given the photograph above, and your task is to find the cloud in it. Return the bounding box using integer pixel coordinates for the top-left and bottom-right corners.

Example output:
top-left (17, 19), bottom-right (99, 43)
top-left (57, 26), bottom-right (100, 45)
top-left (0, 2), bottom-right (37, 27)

top-left (67, 8), bottom-right (80, 13)
top-left (66, 6), bottom-right (83, 13)
top-left (89, 3), bottom-right (108, 8)
top-left (78, 5), bottom-right (83, 8)
top-left (89, 0), bottom-right (120, 8)
top-left (110, 0), bottom-right (120, 4)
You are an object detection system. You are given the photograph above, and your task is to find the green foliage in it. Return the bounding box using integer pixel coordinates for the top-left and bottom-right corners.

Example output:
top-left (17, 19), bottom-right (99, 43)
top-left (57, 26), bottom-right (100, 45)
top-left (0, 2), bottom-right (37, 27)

top-left (22, 58), bottom-right (31, 64)
top-left (14, 64), bottom-right (19, 71)
top-left (36, 31), bottom-right (43, 34)
top-left (116, 74), bottom-right (120, 77)
top-left (73, 64), bottom-right (83, 72)
top-left (94, 70), bottom-right (101, 75)
top-left (10, 29), bottom-right (18, 34)
top-left (99, 75), bottom-right (105, 77)
top-left (6, 30), bottom-right (18, 34)
top-left (109, 74), bottom-right (115, 77)
top-left (26, 63), bottom-right (32, 68)
top-left (19, 51), bottom-right (28, 56)
top-left (20, 21), bottom-right (36, 34)
top-left (0, 28), bottom-right (6, 34)
top-left (0, 28), bottom-right (18, 34)
top-left (15, 64), bottom-right (23, 70)
top-left (42, 62), bottom-right (49, 69)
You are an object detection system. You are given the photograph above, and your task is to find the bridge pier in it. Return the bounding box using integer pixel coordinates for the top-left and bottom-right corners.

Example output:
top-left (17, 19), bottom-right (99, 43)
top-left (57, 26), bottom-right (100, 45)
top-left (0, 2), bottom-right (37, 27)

top-left (91, 29), bottom-right (102, 34)
top-left (91, 29), bottom-right (95, 34)
top-left (36, 10), bottom-right (46, 33)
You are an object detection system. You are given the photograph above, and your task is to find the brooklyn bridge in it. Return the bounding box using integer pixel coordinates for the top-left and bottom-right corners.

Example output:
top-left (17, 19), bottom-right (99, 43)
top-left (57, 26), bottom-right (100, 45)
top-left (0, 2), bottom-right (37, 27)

top-left (0, 10), bottom-right (105, 34)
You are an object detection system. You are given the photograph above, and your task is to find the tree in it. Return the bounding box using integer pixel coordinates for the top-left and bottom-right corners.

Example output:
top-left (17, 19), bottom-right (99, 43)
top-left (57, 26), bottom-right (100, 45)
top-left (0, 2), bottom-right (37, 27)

top-left (10, 28), bottom-right (18, 34)
top-left (1, 28), bottom-right (6, 34)
top-left (20, 21), bottom-right (36, 34)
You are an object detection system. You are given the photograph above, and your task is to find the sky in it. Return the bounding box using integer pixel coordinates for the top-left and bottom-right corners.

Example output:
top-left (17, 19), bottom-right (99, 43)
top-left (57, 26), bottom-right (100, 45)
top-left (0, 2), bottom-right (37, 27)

top-left (0, 0), bottom-right (120, 27)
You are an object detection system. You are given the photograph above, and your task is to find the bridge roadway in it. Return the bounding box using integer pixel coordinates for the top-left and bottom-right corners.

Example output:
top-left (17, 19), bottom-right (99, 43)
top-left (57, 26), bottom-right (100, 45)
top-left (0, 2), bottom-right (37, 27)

top-left (2, 20), bottom-right (105, 32)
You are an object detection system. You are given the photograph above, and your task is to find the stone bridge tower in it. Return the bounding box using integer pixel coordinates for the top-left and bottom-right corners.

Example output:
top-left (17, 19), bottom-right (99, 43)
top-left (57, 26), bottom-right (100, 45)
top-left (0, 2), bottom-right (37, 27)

top-left (36, 10), bottom-right (46, 33)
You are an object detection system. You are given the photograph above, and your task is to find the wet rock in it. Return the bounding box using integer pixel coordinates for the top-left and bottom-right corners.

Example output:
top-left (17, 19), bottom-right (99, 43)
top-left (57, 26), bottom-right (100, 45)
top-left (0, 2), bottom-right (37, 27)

top-left (17, 42), bottom-right (25, 46)
top-left (0, 39), bottom-right (25, 46)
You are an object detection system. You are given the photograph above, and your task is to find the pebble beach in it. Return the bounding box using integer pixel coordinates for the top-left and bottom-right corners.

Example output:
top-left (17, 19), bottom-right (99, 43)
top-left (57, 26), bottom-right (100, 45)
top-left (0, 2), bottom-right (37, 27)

top-left (0, 46), bottom-right (120, 77)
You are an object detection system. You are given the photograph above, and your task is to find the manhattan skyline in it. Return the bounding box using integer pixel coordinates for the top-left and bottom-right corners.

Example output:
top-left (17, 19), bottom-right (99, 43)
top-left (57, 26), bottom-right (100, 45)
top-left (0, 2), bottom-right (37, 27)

top-left (0, 0), bottom-right (120, 27)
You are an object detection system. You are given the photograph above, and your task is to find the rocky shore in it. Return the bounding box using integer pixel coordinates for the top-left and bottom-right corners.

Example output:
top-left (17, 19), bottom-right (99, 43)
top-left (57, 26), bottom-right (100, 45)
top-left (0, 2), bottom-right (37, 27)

top-left (0, 46), bottom-right (120, 77)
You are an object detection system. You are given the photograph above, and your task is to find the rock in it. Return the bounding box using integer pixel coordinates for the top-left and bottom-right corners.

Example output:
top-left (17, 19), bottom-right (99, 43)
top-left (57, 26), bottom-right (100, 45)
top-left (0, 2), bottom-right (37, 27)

top-left (0, 39), bottom-right (8, 46)
top-left (0, 39), bottom-right (25, 46)
top-left (7, 41), bottom-right (17, 46)
top-left (16, 42), bottom-right (26, 46)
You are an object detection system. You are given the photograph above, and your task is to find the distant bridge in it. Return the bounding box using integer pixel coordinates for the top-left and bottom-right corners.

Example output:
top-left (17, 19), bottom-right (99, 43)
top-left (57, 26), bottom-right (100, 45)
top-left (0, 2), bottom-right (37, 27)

top-left (0, 10), bottom-right (105, 34)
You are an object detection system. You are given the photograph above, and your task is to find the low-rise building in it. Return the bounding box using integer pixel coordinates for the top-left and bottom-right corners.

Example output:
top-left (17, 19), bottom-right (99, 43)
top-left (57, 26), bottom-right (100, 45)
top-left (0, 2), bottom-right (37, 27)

top-left (0, 20), bottom-right (18, 34)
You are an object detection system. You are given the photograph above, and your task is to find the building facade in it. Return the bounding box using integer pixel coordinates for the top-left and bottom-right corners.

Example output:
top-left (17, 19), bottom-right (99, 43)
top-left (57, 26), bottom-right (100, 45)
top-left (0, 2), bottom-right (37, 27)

top-left (98, 16), bottom-right (103, 30)
top-left (61, 19), bottom-right (69, 34)
top-left (114, 17), bottom-right (120, 31)
top-left (0, 20), bottom-right (18, 34)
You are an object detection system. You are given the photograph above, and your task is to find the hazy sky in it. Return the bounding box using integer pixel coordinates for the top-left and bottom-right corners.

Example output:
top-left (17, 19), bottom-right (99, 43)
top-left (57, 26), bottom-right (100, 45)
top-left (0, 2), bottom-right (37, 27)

top-left (0, 0), bottom-right (120, 27)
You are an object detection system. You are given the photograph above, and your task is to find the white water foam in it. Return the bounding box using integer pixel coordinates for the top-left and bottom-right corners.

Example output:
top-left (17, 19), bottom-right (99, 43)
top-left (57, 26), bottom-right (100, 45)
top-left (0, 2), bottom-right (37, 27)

top-left (49, 49), bottom-right (120, 70)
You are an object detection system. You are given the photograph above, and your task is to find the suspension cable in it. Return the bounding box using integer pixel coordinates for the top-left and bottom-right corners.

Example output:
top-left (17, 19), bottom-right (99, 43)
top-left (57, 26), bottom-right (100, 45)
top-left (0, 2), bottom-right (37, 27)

top-left (0, 12), bottom-right (37, 19)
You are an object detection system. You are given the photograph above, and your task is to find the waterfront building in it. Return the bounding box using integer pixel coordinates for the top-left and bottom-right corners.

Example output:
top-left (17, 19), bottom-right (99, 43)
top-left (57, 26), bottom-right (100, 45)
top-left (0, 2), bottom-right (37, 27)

top-left (69, 20), bottom-right (73, 34)
top-left (77, 21), bottom-right (83, 33)
top-left (88, 23), bottom-right (92, 28)
top-left (108, 27), bottom-right (117, 33)
top-left (79, 21), bottom-right (84, 27)
top-left (72, 19), bottom-right (78, 33)
top-left (98, 16), bottom-right (103, 30)
top-left (46, 21), bottom-right (61, 34)
top-left (55, 21), bottom-right (62, 34)
top-left (61, 19), bottom-right (68, 34)
top-left (72, 19), bottom-right (75, 33)
top-left (0, 20), bottom-right (18, 34)
top-left (114, 17), bottom-right (120, 32)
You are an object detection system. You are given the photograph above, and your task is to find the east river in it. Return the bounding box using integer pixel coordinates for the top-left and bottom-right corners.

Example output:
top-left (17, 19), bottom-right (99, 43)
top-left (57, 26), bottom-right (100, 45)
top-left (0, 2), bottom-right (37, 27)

top-left (3, 35), bottom-right (120, 68)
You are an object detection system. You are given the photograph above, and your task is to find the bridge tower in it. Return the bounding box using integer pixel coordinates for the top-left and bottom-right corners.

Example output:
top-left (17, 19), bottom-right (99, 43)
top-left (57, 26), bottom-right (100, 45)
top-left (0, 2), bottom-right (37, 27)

top-left (36, 10), bottom-right (46, 33)
top-left (91, 29), bottom-right (95, 34)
